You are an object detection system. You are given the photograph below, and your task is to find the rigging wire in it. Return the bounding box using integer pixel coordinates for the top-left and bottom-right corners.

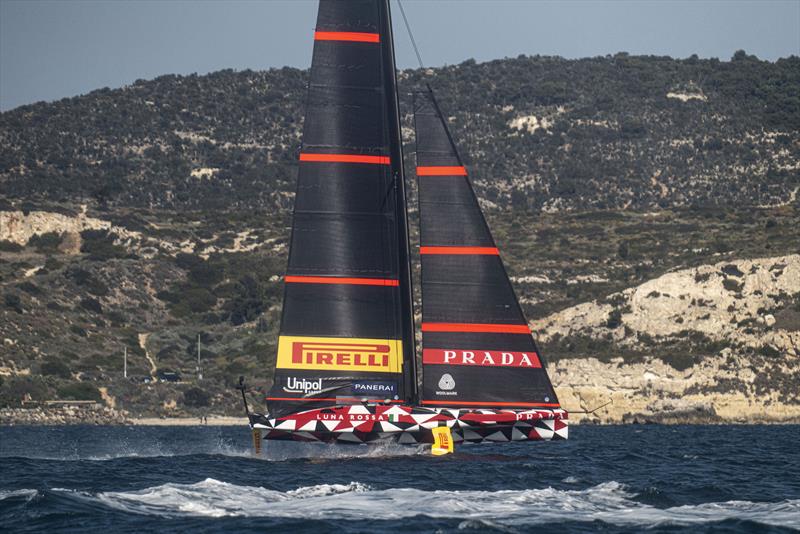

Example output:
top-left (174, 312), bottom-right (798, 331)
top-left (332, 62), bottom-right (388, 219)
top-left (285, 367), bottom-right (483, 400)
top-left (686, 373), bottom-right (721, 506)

top-left (397, 0), bottom-right (425, 70)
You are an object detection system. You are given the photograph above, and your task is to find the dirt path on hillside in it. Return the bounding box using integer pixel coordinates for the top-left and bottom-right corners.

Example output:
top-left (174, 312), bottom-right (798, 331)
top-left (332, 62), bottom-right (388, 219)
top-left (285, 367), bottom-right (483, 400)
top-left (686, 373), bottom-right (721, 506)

top-left (138, 333), bottom-right (157, 377)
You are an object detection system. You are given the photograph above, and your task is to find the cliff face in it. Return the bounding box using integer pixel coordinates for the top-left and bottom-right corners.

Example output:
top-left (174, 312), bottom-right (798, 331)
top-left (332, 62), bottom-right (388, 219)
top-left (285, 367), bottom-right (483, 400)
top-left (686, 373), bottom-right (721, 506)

top-left (536, 255), bottom-right (800, 423)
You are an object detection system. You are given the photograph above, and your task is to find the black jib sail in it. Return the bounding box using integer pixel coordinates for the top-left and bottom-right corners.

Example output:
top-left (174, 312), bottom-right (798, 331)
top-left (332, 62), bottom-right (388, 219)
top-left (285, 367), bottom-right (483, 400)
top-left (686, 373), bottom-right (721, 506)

top-left (266, 0), bottom-right (416, 418)
top-left (413, 88), bottom-right (560, 410)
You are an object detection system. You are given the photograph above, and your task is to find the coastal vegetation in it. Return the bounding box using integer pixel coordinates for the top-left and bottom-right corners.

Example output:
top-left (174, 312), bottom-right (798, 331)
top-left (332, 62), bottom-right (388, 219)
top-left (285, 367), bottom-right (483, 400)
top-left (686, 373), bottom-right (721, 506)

top-left (0, 53), bottom-right (798, 420)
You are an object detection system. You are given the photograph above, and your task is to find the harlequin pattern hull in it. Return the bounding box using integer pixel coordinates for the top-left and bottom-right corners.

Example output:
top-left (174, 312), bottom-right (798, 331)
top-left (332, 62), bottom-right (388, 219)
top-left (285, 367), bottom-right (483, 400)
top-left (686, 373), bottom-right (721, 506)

top-left (248, 404), bottom-right (568, 445)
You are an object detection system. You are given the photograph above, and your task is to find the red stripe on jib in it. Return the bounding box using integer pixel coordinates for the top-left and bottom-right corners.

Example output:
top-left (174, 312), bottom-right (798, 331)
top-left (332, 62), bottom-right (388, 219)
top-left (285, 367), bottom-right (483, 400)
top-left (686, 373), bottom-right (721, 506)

top-left (299, 153), bottom-right (390, 165)
top-left (285, 276), bottom-right (399, 287)
top-left (314, 31), bottom-right (380, 43)
top-left (423, 348), bottom-right (541, 368)
top-left (416, 166), bottom-right (468, 176)
top-left (421, 323), bottom-right (531, 334)
top-left (420, 246), bottom-right (499, 255)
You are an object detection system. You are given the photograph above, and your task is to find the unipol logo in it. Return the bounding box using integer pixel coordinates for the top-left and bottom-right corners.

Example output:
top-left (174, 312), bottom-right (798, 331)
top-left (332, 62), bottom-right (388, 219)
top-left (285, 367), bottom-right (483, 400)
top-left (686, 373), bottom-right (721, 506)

top-left (423, 349), bottom-right (542, 368)
top-left (283, 377), bottom-right (322, 395)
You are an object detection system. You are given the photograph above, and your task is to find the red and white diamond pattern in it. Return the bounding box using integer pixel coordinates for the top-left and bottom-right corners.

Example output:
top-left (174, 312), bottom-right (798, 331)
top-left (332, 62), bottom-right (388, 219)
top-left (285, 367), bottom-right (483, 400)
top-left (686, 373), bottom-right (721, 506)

top-left (249, 404), bottom-right (568, 445)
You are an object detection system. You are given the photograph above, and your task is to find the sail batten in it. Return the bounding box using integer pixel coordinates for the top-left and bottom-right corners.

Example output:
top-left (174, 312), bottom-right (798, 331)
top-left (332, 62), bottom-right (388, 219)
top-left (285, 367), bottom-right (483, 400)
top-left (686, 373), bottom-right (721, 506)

top-left (414, 89), bottom-right (560, 409)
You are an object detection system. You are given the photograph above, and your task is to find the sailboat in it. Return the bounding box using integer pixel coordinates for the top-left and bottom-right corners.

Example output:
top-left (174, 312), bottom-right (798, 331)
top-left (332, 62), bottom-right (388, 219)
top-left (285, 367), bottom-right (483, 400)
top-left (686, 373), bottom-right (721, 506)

top-left (241, 0), bottom-right (568, 452)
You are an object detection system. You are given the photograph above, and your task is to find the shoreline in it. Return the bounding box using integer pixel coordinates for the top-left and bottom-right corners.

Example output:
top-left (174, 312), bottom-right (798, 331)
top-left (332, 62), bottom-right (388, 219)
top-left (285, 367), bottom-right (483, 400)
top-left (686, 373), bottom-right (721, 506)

top-left (130, 416), bottom-right (246, 426)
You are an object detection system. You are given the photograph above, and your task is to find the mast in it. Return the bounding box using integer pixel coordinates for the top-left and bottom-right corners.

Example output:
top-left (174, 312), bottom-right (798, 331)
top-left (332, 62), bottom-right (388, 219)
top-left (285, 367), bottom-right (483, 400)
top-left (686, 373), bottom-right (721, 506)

top-left (266, 0), bottom-right (414, 417)
top-left (380, 0), bottom-right (417, 403)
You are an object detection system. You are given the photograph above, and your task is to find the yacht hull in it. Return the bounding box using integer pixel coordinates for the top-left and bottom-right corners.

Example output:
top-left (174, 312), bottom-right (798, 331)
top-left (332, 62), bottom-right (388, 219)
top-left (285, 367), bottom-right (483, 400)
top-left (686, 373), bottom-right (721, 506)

top-left (248, 404), bottom-right (568, 446)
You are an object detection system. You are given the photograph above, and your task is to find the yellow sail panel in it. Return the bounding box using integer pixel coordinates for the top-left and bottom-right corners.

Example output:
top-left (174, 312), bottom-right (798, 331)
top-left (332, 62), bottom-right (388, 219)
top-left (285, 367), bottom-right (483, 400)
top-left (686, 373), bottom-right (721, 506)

top-left (276, 336), bottom-right (403, 373)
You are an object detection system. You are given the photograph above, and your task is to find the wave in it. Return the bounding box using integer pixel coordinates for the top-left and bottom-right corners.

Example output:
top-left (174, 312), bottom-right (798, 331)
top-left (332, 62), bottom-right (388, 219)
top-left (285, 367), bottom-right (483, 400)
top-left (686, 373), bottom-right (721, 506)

top-left (0, 489), bottom-right (38, 501)
top-left (1, 438), bottom-right (425, 462)
top-left (47, 479), bottom-right (800, 527)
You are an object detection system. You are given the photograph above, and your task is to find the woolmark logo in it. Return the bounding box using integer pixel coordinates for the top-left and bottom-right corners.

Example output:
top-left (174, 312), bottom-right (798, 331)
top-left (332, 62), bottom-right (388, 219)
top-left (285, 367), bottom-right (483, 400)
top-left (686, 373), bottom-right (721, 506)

top-left (276, 336), bottom-right (402, 373)
top-left (283, 377), bottom-right (322, 395)
top-left (436, 373), bottom-right (457, 396)
top-left (438, 374), bottom-right (455, 390)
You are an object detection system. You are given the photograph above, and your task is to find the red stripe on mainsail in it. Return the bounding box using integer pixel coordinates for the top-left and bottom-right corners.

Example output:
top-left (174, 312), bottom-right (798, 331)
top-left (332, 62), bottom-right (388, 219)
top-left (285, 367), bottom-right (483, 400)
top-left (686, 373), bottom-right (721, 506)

top-left (314, 31), bottom-right (380, 43)
top-left (421, 322), bottom-right (531, 334)
top-left (420, 246), bottom-right (499, 255)
top-left (299, 153), bottom-right (390, 165)
top-left (285, 276), bottom-right (399, 287)
top-left (421, 400), bottom-right (561, 407)
top-left (416, 166), bottom-right (468, 176)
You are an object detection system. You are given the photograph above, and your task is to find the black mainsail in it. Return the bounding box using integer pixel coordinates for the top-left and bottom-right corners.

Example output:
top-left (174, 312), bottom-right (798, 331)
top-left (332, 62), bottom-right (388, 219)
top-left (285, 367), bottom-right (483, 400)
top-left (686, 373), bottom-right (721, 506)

top-left (413, 88), bottom-right (560, 410)
top-left (266, 0), bottom-right (416, 418)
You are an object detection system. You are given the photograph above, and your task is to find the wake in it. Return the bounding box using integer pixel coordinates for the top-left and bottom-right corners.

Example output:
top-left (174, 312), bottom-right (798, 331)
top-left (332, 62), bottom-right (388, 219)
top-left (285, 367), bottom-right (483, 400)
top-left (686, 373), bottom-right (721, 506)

top-left (0, 438), bottom-right (425, 462)
top-left (12, 479), bottom-right (795, 528)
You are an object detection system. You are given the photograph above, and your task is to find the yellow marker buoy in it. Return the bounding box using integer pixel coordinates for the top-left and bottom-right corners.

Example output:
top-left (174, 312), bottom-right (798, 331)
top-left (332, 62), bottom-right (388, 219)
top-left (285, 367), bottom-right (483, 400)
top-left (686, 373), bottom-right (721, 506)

top-left (431, 426), bottom-right (454, 455)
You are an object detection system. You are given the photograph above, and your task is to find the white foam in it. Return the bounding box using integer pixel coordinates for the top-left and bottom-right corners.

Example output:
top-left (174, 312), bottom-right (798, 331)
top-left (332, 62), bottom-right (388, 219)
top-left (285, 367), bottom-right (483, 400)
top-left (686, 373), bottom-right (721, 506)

top-left (0, 489), bottom-right (38, 501)
top-left (58, 479), bottom-right (800, 528)
top-left (1, 438), bottom-right (425, 462)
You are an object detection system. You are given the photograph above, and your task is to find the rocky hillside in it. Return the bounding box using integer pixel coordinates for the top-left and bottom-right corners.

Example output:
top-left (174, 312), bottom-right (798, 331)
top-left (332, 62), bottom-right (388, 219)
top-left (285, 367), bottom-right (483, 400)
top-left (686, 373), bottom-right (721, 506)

top-left (1, 52), bottom-right (798, 421)
top-left (539, 255), bottom-right (800, 423)
top-left (1, 201), bottom-right (797, 420)
top-left (1, 53), bottom-right (798, 212)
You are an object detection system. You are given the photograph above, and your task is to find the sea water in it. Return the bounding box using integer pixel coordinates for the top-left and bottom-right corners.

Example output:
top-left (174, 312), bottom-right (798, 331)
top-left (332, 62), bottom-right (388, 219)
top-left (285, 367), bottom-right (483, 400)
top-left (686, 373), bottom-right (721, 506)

top-left (1, 425), bottom-right (798, 533)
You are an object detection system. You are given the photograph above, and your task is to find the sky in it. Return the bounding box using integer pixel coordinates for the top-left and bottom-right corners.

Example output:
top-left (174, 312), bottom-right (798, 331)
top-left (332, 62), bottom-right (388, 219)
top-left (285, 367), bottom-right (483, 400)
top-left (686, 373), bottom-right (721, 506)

top-left (1, 0), bottom-right (798, 111)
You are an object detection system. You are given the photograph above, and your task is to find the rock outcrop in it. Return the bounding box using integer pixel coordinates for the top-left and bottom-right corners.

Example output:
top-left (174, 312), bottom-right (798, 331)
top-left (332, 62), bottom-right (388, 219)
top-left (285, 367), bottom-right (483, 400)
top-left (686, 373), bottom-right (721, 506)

top-left (536, 255), bottom-right (800, 423)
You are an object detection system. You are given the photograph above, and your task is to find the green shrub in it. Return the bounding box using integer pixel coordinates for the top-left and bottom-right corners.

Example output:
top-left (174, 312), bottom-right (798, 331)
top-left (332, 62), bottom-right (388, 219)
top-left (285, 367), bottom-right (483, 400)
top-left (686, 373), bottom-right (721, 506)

top-left (169, 287), bottom-right (217, 316)
top-left (183, 387), bottom-right (211, 407)
top-left (80, 230), bottom-right (127, 261)
top-left (722, 278), bottom-right (743, 292)
top-left (80, 297), bottom-right (103, 314)
top-left (606, 309), bottom-right (623, 328)
top-left (617, 241), bottom-right (630, 259)
top-left (17, 281), bottom-right (41, 295)
top-left (188, 262), bottom-right (224, 286)
top-left (0, 377), bottom-right (50, 406)
top-left (69, 324), bottom-right (87, 337)
top-left (106, 310), bottom-right (127, 326)
top-left (66, 267), bottom-right (109, 296)
top-left (4, 293), bottom-right (23, 313)
top-left (0, 240), bottom-right (23, 252)
top-left (43, 257), bottom-right (63, 272)
top-left (57, 382), bottom-right (102, 402)
top-left (41, 359), bottom-right (71, 378)
top-left (758, 345), bottom-right (781, 358)
top-left (27, 232), bottom-right (62, 253)
top-left (175, 252), bottom-right (203, 270)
